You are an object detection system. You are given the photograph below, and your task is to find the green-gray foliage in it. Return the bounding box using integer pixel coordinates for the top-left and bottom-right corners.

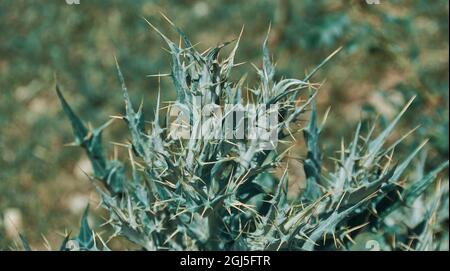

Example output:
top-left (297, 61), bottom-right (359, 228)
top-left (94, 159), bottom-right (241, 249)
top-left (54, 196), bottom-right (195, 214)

top-left (53, 21), bottom-right (448, 251)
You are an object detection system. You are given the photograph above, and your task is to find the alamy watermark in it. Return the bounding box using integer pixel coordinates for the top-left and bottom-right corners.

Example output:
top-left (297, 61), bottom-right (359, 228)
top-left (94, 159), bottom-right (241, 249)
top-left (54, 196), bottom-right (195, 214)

top-left (65, 0), bottom-right (80, 5)
top-left (365, 240), bottom-right (381, 251)
top-left (168, 99), bottom-right (279, 150)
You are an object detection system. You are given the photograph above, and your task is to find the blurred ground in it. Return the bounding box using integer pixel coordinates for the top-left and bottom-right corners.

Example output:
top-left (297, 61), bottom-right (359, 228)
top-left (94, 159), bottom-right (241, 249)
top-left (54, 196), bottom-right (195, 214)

top-left (0, 0), bottom-right (448, 249)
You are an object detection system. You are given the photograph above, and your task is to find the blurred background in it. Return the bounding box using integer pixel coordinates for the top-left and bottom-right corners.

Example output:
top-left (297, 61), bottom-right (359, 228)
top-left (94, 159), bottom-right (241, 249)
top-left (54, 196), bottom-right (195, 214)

top-left (0, 0), bottom-right (448, 249)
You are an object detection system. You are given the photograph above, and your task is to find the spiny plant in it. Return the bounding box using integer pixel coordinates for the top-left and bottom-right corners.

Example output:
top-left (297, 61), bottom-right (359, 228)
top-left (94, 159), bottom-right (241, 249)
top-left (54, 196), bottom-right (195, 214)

top-left (38, 19), bottom-right (448, 251)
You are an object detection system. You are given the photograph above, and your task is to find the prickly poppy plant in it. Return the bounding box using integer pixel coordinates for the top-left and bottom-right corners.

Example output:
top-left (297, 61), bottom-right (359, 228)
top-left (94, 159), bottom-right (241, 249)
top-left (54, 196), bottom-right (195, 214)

top-left (41, 20), bottom-right (448, 251)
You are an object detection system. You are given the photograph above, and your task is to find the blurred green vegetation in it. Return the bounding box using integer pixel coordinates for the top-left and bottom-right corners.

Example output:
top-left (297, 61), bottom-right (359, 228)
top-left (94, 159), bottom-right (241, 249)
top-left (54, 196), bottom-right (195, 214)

top-left (0, 0), bottom-right (448, 249)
